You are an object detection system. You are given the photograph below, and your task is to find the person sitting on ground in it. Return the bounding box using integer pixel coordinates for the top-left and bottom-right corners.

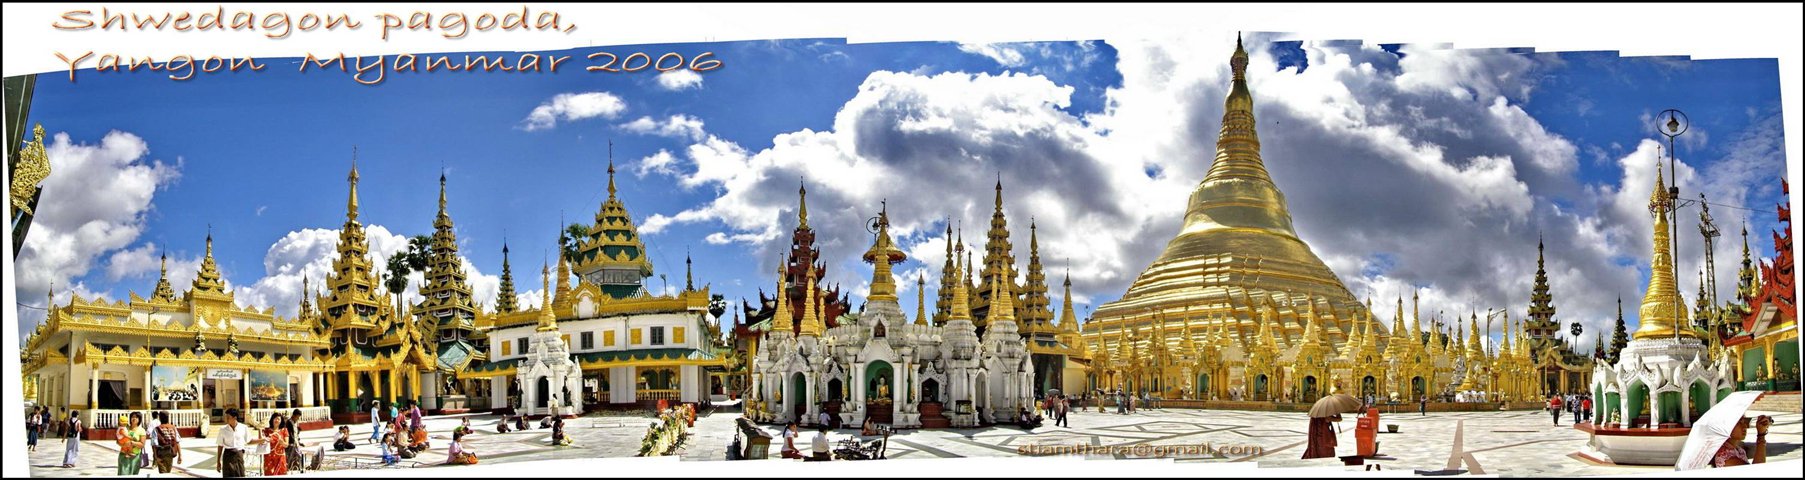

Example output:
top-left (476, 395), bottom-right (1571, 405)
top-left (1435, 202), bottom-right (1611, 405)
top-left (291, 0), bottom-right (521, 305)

top-left (407, 424), bottom-right (431, 453)
top-left (861, 416), bottom-right (878, 436)
top-left (391, 429), bottom-right (416, 460)
top-left (332, 426), bottom-right (356, 452)
top-left (378, 432), bottom-right (400, 465)
top-left (446, 430), bottom-right (478, 465)
top-left (550, 416), bottom-right (572, 446)
top-left (497, 414), bottom-right (512, 434)
top-left (454, 418), bottom-right (473, 437)
top-left (1713, 415), bottom-right (1774, 468)
top-left (780, 422), bottom-right (803, 459)
top-left (808, 427), bottom-right (831, 462)
top-left (539, 415), bottom-right (555, 430)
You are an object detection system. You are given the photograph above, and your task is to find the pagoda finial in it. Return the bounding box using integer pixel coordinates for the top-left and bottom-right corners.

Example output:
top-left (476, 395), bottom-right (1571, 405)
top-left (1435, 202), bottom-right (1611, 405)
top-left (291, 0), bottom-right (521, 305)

top-left (1634, 161), bottom-right (1691, 340)
top-left (994, 172), bottom-right (1004, 213)
top-left (347, 148), bottom-right (360, 222)
top-left (607, 139), bottom-right (618, 198)
top-left (1059, 269), bottom-right (1077, 332)
top-left (685, 249), bottom-right (694, 292)
top-left (949, 251), bottom-right (973, 321)
top-left (496, 239), bottom-right (518, 313)
top-left (772, 255), bottom-right (794, 333)
top-left (864, 201), bottom-right (904, 302)
top-left (915, 273), bottom-right (928, 326)
top-left (1231, 31), bottom-right (1249, 81)
top-left (799, 261), bottom-right (823, 336)
top-left (537, 261), bottom-right (556, 332)
top-left (798, 179), bottom-right (809, 230)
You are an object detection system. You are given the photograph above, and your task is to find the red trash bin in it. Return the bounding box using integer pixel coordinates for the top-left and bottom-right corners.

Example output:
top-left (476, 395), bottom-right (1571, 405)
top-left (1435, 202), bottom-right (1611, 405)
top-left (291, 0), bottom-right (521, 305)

top-left (1355, 407), bottom-right (1380, 457)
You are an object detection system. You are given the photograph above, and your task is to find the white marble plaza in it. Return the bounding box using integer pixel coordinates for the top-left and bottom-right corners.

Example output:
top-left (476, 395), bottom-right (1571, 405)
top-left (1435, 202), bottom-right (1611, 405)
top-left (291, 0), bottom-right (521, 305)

top-left (24, 405), bottom-right (1802, 477)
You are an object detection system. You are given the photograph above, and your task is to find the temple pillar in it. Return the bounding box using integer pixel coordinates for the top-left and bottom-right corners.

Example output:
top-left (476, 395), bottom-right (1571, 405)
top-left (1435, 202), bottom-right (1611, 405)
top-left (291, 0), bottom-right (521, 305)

top-left (1679, 387), bottom-right (1691, 427)
top-left (89, 367), bottom-right (98, 409)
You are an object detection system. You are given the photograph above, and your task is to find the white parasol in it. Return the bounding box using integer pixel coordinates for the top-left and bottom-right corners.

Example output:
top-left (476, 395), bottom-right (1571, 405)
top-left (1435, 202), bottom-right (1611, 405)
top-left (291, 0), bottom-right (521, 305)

top-left (1674, 390), bottom-right (1765, 470)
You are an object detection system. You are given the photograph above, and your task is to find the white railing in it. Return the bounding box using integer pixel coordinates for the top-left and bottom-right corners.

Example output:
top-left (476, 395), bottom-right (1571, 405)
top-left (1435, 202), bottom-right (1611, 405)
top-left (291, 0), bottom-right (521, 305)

top-left (246, 406), bottom-right (332, 429)
top-left (85, 409), bottom-right (207, 429)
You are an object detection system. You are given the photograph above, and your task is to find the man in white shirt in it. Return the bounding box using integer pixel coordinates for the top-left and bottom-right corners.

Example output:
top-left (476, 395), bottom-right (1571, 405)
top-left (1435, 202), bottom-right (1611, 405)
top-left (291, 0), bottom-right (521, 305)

top-left (216, 409), bottom-right (250, 478)
top-left (809, 427), bottom-right (831, 461)
top-left (144, 411), bottom-right (162, 468)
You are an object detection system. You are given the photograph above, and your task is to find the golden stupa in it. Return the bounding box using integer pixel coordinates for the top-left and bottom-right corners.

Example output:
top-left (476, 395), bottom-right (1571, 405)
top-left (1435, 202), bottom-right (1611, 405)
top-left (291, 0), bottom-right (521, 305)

top-left (1089, 35), bottom-right (1373, 352)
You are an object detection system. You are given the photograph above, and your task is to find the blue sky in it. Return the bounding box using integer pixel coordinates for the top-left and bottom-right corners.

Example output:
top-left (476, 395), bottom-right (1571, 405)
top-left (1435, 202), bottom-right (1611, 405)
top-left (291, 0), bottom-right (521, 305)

top-left (11, 33), bottom-right (1790, 352)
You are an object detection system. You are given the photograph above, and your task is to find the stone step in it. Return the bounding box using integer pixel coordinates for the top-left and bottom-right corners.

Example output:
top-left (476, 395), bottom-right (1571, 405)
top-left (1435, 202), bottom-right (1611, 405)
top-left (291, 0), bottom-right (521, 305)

top-left (1749, 392), bottom-right (1801, 413)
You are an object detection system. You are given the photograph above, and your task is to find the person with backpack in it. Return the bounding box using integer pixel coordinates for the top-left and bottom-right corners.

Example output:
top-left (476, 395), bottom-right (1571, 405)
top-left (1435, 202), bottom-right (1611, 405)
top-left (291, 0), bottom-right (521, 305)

top-left (153, 411), bottom-right (183, 474)
top-left (62, 411), bottom-right (84, 468)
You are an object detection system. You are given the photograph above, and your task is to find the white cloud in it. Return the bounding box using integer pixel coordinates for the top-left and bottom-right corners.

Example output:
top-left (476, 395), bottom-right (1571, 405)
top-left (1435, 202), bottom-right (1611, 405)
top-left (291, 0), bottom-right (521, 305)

top-left (655, 69), bottom-right (703, 91)
top-left (233, 224), bottom-right (509, 318)
top-left (958, 43), bottom-right (1028, 67)
top-left (617, 115), bottom-right (706, 141)
top-left (628, 34), bottom-right (1779, 359)
top-left (632, 149), bottom-right (681, 178)
top-left (13, 130), bottom-right (180, 330)
top-left (518, 92), bottom-right (627, 131)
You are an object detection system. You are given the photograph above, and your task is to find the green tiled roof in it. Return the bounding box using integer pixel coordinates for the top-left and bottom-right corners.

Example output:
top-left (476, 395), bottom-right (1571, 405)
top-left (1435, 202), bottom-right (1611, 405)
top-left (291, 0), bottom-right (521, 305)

top-left (437, 340), bottom-right (477, 372)
top-left (573, 348), bottom-right (718, 364)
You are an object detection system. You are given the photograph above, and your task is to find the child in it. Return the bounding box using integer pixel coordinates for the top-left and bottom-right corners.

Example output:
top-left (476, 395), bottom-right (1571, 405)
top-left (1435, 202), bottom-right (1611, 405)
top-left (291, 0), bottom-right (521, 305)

top-left (454, 418), bottom-right (473, 437)
top-left (379, 432), bottom-right (400, 465)
top-left (447, 431), bottom-right (478, 465)
top-left (550, 417), bottom-right (571, 446)
top-left (332, 426), bottom-right (356, 452)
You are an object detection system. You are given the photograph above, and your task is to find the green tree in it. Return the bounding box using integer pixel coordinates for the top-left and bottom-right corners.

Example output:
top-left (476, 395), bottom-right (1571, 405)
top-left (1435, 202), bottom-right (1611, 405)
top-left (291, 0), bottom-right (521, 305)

top-left (561, 223), bottom-right (589, 263)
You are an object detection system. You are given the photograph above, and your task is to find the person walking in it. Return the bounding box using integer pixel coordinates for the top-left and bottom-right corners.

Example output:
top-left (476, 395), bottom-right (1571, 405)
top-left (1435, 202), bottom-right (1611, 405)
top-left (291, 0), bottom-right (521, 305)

top-left (1055, 396), bottom-right (1070, 428)
top-left (1419, 396), bottom-right (1428, 416)
top-left (116, 411), bottom-right (148, 476)
top-left (26, 406), bottom-right (41, 453)
top-left (62, 410), bottom-right (83, 468)
top-left (368, 400), bottom-right (384, 445)
top-left (216, 409), bottom-right (253, 478)
top-left (153, 411), bottom-right (183, 474)
top-left (407, 401), bottom-right (424, 434)
top-left (1580, 396), bottom-right (1594, 424)
top-left (1548, 395), bottom-right (1564, 426)
top-left (142, 410), bottom-right (161, 470)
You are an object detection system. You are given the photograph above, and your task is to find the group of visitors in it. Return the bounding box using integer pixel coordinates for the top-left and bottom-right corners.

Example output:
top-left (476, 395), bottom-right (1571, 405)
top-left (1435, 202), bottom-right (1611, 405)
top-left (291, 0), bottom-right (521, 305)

top-left (778, 422), bottom-right (835, 461)
top-left (24, 406), bottom-right (85, 468)
top-left (1547, 393), bottom-right (1594, 425)
top-left (1101, 389), bottom-right (1139, 414)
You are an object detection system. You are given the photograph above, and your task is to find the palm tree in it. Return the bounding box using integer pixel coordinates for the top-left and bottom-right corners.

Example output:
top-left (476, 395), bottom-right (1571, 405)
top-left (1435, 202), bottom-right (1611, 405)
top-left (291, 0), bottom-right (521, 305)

top-left (562, 223), bottom-right (588, 263)
top-left (384, 235), bottom-right (433, 325)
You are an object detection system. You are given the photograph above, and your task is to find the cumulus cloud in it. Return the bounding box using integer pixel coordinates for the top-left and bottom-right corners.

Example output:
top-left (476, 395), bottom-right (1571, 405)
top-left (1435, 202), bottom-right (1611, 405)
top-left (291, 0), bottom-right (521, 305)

top-left (104, 243), bottom-right (204, 292)
top-left (233, 224), bottom-right (506, 318)
top-left (618, 115), bottom-right (706, 141)
top-left (655, 69), bottom-right (704, 91)
top-left (632, 33), bottom-right (1781, 360)
top-left (13, 130), bottom-right (180, 330)
top-left (518, 92), bottom-right (627, 131)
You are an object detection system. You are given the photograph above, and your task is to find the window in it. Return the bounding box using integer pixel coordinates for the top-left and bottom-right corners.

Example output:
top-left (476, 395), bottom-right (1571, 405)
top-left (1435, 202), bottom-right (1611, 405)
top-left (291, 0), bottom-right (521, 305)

top-left (517, 338), bottom-right (528, 356)
top-left (650, 326), bottom-right (665, 345)
top-left (581, 332), bottom-right (594, 350)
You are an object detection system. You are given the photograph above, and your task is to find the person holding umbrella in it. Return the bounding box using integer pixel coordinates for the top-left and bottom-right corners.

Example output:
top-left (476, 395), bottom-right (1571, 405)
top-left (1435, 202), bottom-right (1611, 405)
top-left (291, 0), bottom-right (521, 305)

top-left (1677, 391), bottom-right (1776, 470)
top-left (1304, 393), bottom-right (1361, 459)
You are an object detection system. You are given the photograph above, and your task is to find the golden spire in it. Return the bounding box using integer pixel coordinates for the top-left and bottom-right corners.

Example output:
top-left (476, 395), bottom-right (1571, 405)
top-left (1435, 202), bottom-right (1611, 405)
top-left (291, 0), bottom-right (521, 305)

top-left (935, 221), bottom-right (957, 325)
top-left (347, 148), bottom-right (360, 222)
top-left (685, 250), bottom-right (694, 292)
top-left (151, 251), bottom-right (176, 303)
top-left (537, 261), bottom-right (556, 332)
top-left (916, 274), bottom-right (928, 326)
top-left (772, 256), bottom-right (794, 333)
top-left (799, 262), bottom-right (823, 336)
top-left (1021, 219), bottom-right (1053, 329)
top-left (191, 230), bottom-right (227, 295)
top-left (984, 252), bottom-right (1018, 329)
top-left (437, 172), bottom-right (448, 221)
top-left (1410, 291), bottom-right (1422, 351)
top-left (863, 201), bottom-right (906, 302)
top-left (555, 227), bottom-right (572, 302)
top-left (949, 251), bottom-right (973, 321)
top-left (606, 140), bottom-right (618, 199)
top-left (797, 180), bottom-right (809, 230)
top-left (1634, 162), bottom-right (1694, 339)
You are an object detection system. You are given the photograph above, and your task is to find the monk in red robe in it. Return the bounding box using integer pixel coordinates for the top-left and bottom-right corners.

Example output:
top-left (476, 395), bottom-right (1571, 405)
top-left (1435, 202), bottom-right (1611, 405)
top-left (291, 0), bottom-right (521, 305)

top-left (1302, 414), bottom-right (1340, 459)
